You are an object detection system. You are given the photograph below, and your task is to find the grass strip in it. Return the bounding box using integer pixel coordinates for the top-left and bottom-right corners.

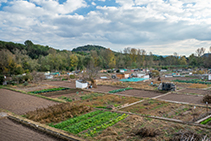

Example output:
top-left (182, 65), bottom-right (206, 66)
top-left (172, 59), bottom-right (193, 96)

top-left (51, 110), bottom-right (103, 129)
top-left (63, 111), bottom-right (121, 134)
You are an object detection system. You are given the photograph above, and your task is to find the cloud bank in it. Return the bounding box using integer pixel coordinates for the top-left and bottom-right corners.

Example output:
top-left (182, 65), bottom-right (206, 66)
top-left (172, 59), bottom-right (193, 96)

top-left (0, 0), bottom-right (211, 55)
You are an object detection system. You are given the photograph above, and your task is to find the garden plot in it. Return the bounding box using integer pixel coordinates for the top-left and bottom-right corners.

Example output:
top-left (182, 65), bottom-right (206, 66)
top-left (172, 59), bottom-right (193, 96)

top-left (158, 93), bottom-right (206, 105)
top-left (30, 88), bottom-right (89, 98)
top-left (174, 88), bottom-right (210, 96)
top-left (10, 83), bottom-right (57, 92)
top-left (121, 99), bottom-right (210, 122)
top-left (0, 89), bottom-right (58, 115)
top-left (116, 89), bottom-right (165, 98)
top-left (49, 110), bottom-right (128, 137)
top-left (91, 115), bottom-right (211, 141)
top-left (42, 80), bottom-right (76, 88)
top-left (66, 93), bottom-right (141, 109)
top-left (0, 118), bottom-right (62, 141)
top-left (89, 85), bottom-right (125, 93)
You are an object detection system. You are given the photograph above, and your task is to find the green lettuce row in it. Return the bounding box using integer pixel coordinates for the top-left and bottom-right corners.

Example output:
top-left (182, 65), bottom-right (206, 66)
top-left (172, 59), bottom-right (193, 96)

top-left (86, 113), bottom-right (128, 136)
top-left (51, 110), bottom-right (103, 129)
top-left (63, 111), bottom-right (121, 134)
top-left (109, 87), bottom-right (133, 93)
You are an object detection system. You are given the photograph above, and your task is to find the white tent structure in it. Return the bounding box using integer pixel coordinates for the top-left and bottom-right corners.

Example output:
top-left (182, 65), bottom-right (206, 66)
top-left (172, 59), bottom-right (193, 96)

top-left (76, 80), bottom-right (88, 89)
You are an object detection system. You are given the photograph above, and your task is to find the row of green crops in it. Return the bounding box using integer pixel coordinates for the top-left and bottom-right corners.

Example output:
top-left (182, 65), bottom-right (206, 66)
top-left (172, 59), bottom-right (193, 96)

top-left (51, 110), bottom-right (103, 129)
top-left (173, 79), bottom-right (211, 85)
top-left (200, 117), bottom-right (211, 125)
top-left (109, 87), bottom-right (133, 93)
top-left (50, 110), bottom-right (127, 135)
top-left (86, 113), bottom-right (128, 136)
top-left (30, 87), bottom-right (70, 94)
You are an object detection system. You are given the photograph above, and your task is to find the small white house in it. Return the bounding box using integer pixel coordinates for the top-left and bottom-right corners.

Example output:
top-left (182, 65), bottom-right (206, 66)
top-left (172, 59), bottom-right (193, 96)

top-left (76, 80), bottom-right (88, 89)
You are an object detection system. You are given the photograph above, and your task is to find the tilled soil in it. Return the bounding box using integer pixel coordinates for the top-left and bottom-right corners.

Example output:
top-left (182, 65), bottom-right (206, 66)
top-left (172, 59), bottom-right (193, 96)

top-left (39, 88), bottom-right (88, 97)
top-left (89, 85), bottom-right (124, 93)
top-left (117, 89), bottom-right (164, 98)
top-left (42, 81), bottom-right (76, 88)
top-left (0, 89), bottom-right (58, 115)
top-left (158, 93), bottom-right (205, 105)
top-left (178, 88), bottom-right (211, 95)
top-left (0, 118), bottom-right (63, 141)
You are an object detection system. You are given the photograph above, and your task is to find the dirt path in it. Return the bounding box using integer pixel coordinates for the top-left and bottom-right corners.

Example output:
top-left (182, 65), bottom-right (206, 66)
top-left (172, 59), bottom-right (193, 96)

top-left (0, 89), bottom-right (58, 115)
top-left (0, 118), bottom-right (63, 141)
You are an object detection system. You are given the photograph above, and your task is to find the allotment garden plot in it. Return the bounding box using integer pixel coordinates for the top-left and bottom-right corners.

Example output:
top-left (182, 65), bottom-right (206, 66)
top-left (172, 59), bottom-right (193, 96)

top-left (158, 93), bottom-right (206, 105)
top-left (121, 99), bottom-right (210, 122)
top-left (116, 89), bottom-right (165, 98)
top-left (0, 89), bottom-right (58, 115)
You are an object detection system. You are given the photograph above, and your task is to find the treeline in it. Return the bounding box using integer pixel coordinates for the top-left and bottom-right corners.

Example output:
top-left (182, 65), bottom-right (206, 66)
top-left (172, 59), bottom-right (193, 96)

top-left (0, 40), bottom-right (210, 76)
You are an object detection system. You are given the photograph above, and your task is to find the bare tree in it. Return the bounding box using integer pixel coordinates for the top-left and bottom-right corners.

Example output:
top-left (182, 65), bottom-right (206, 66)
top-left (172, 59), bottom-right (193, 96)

top-left (196, 48), bottom-right (206, 57)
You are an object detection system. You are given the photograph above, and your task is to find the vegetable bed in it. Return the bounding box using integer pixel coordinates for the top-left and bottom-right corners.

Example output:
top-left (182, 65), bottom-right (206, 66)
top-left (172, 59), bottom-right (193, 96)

top-left (30, 87), bottom-right (70, 94)
top-left (50, 110), bottom-right (128, 136)
top-left (109, 87), bottom-right (133, 93)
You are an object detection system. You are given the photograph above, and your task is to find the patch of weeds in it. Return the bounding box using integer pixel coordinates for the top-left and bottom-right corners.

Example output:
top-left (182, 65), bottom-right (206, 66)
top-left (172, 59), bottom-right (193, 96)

top-left (80, 93), bottom-right (103, 100)
top-left (144, 117), bottom-right (152, 121)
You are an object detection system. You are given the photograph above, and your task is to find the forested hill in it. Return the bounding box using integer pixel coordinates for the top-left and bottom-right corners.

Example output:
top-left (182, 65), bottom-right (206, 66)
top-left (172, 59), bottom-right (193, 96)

top-left (72, 45), bottom-right (107, 52)
top-left (0, 40), bottom-right (54, 59)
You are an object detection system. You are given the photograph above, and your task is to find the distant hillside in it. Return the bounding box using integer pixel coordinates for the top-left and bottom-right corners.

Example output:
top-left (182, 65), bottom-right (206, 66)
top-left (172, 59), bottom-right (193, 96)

top-left (72, 45), bottom-right (107, 52)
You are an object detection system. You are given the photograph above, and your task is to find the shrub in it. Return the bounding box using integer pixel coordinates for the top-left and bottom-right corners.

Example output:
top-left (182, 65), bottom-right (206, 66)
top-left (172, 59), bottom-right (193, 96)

top-left (23, 73), bottom-right (33, 81)
top-left (0, 75), bottom-right (4, 85)
top-left (203, 94), bottom-right (211, 103)
top-left (69, 75), bottom-right (75, 79)
top-left (151, 70), bottom-right (160, 77)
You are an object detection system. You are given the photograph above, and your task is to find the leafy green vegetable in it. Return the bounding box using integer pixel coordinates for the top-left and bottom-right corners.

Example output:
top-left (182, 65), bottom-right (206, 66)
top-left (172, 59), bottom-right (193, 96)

top-left (109, 87), bottom-right (133, 93)
top-left (30, 87), bottom-right (69, 94)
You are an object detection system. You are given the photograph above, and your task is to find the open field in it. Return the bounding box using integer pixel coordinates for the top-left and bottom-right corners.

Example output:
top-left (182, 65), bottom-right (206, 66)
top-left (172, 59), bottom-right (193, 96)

top-left (0, 118), bottom-right (63, 141)
top-left (0, 89), bottom-right (58, 114)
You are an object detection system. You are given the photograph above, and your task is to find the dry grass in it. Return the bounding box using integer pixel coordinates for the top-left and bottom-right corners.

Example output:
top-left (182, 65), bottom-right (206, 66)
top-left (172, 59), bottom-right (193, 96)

top-left (188, 84), bottom-right (209, 88)
top-left (90, 115), bottom-right (211, 141)
top-left (203, 94), bottom-right (211, 103)
top-left (72, 94), bottom-right (141, 109)
top-left (25, 103), bottom-right (93, 123)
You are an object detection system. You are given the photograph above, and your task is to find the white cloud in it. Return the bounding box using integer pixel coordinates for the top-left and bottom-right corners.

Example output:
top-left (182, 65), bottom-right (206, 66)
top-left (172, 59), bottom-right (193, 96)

top-left (91, 2), bottom-right (96, 6)
top-left (1, 0), bottom-right (211, 55)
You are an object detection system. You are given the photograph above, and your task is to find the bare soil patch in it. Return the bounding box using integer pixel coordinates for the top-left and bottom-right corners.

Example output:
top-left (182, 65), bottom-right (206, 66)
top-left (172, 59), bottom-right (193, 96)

top-left (10, 83), bottom-right (57, 92)
top-left (39, 88), bottom-right (89, 97)
top-left (0, 118), bottom-right (62, 141)
top-left (42, 80), bottom-right (76, 88)
top-left (117, 89), bottom-right (164, 98)
top-left (0, 89), bottom-right (58, 115)
top-left (158, 93), bottom-right (205, 105)
top-left (89, 85), bottom-right (124, 93)
top-left (178, 88), bottom-right (210, 95)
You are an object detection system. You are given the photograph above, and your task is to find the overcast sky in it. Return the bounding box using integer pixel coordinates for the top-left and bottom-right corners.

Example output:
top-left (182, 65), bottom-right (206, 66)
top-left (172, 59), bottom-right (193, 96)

top-left (0, 0), bottom-right (211, 56)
